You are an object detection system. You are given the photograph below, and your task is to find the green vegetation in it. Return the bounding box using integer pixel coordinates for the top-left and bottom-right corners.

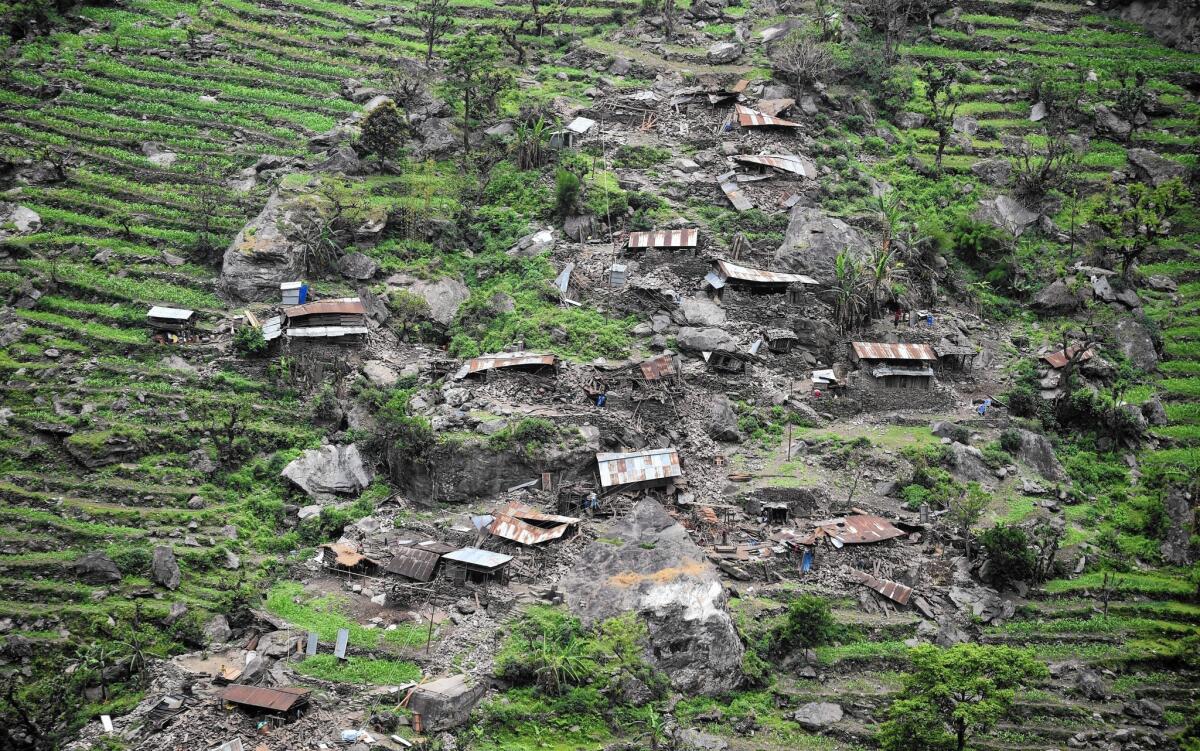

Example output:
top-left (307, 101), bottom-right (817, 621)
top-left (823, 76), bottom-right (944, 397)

top-left (295, 654), bottom-right (422, 685)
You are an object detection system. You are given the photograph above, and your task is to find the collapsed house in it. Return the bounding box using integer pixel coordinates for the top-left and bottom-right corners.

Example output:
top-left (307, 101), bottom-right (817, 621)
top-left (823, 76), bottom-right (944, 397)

top-left (453, 352), bottom-right (557, 380)
top-left (548, 116), bottom-right (595, 149)
top-left (703, 349), bottom-right (749, 374)
top-left (319, 542), bottom-right (381, 575)
top-left (484, 501), bottom-right (581, 545)
top-left (796, 514), bottom-right (908, 547)
top-left (282, 298), bottom-right (368, 342)
top-left (735, 103), bottom-right (801, 128)
top-left (147, 306), bottom-right (196, 341)
top-left (706, 259), bottom-right (818, 296)
top-left (596, 447), bottom-right (682, 492)
top-left (408, 675), bottom-right (488, 734)
top-left (627, 228), bottom-right (699, 251)
top-left (220, 685), bottom-right (310, 720)
top-left (765, 328), bottom-right (798, 354)
top-left (440, 547), bottom-right (513, 585)
top-left (732, 154), bottom-right (817, 178)
top-left (850, 342), bottom-right (938, 390)
top-left (1041, 344), bottom-right (1094, 370)
top-left (384, 541), bottom-right (455, 583)
top-left (935, 341), bottom-right (977, 372)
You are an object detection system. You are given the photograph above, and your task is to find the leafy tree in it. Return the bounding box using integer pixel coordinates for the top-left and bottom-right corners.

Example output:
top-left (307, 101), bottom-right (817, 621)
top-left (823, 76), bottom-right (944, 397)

top-left (980, 524), bottom-right (1036, 585)
top-left (359, 100), bottom-right (408, 164)
top-left (947, 482), bottom-right (990, 561)
top-left (389, 289), bottom-right (430, 340)
top-left (878, 644), bottom-right (1048, 751)
top-left (415, 0), bottom-right (454, 64)
top-left (1112, 68), bottom-right (1153, 141)
top-left (830, 249), bottom-right (868, 333)
top-left (555, 165), bottom-right (582, 217)
top-left (772, 595), bottom-right (838, 651)
top-left (1093, 178), bottom-right (1191, 279)
top-left (917, 62), bottom-right (962, 174)
top-left (1011, 126), bottom-right (1082, 203)
top-left (444, 32), bottom-right (514, 160)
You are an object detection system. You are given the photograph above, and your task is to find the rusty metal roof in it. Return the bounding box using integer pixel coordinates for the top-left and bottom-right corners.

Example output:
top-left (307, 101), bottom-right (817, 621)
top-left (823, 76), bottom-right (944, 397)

top-left (385, 545), bottom-right (441, 581)
top-left (735, 104), bottom-right (801, 128)
top-left (1041, 345), bottom-right (1093, 369)
top-left (596, 447), bottom-right (681, 488)
top-left (638, 354), bottom-right (679, 381)
top-left (732, 154), bottom-right (816, 177)
top-left (814, 515), bottom-right (906, 544)
top-left (454, 352), bottom-right (556, 379)
top-left (502, 502), bottom-right (581, 526)
top-left (716, 259), bottom-right (818, 286)
top-left (719, 179), bottom-right (753, 212)
top-left (488, 514), bottom-right (571, 545)
top-left (851, 342), bottom-right (938, 361)
top-left (628, 228), bottom-right (699, 249)
top-left (853, 569), bottom-right (913, 605)
top-left (221, 685), bottom-right (310, 713)
top-left (320, 542), bottom-right (376, 568)
top-left (283, 298), bottom-right (366, 318)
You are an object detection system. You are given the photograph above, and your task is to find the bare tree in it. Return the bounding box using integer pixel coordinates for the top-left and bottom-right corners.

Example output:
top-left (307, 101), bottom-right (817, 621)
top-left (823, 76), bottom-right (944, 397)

top-left (918, 62), bottom-right (962, 174)
top-left (415, 0), bottom-right (454, 65)
top-left (771, 29), bottom-right (835, 87)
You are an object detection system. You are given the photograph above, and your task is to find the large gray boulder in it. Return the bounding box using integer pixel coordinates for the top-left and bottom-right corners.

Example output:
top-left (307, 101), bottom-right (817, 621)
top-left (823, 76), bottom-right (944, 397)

top-left (1113, 318), bottom-right (1158, 372)
top-left (562, 500), bottom-right (744, 695)
top-left (1126, 148), bottom-right (1186, 187)
top-left (973, 195), bottom-right (1038, 237)
top-left (970, 158), bottom-right (1012, 186)
top-left (1160, 487), bottom-right (1195, 565)
top-left (775, 207), bottom-right (868, 282)
top-left (1093, 104), bottom-right (1132, 140)
top-left (386, 275), bottom-right (471, 327)
top-left (680, 295), bottom-right (726, 326)
top-left (706, 42), bottom-right (742, 64)
top-left (677, 327), bottom-right (737, 354)
top-left (282, 444), bottom-right (373, 498)
top-left (151, 546), bottom-right (181, 590)
top-left (220, 186), bottom-right (329, 302)
top-left (947, 442), bottom-right (993, 483)
top-left (336, 252), bottom-right (379, 280)
top-left (0, 203), bottom-right (41, 240)
top-left (1031, 278), bottom-right (1087, 314)
top-left (793, 702), bottom-right (843, 730)
top-left (709, 395), bottom-right (741, 442)
top-left (408, 675), bottom-right (486, 731)
top-left (1014, 429), bottom-right (1065, 482)
top-left (73, 551), bottom-right (122, 584)
top-left (415, 117), bottom-right (456, 157)
top-left (204, 614), bottom-right (232, 644)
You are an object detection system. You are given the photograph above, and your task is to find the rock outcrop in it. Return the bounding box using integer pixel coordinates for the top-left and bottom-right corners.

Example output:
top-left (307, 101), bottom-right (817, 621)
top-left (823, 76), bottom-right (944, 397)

top-left (220, 183), bottom-right (331, 302)
top-left (1118, 0), bottom-right (1200, 52)
top-left (973, 195), bottom-right (1038, 237)
top-left (282, 444), bottom-right (373, 498)
top-left (151, 546), bottom-right (181, 590)
top-left (775, 207), bottom-right (868, 282)
top-left (386, 274), bottom-right (471, 327)
top-left (73, 551), bottom-right (122, 584)
top-left (676, 327), bottom-right (738, 354)
top-left (562, 500), bottom-right (744, 695)
top-left (1113, 317), bottom-right (1159, 372)
top-left (1014, 429), bottom-right (1066, 482)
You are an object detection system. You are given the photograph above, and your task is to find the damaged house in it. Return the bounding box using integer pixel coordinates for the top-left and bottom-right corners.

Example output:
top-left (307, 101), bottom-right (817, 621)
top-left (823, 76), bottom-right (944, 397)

top-left (734, 104), bottom-right (801, 129)
top-left (596, 447), bottom-right (682, 493)
top-left (548, 116), bottom-right (595, 149)
top-left (220, 685), bottom-right (310, 721)
top-left (147, 306), bottom-right (196, 341)
top-left (732, 154), bottom-right (817, 179)
top-left (484, 501), bottom-right (581, 545)
top-left (319, 542), bottom-right (381, 575)
top-left (283, 298), bottom-right (368, 342)
top-left (453, 352), bottom-right (557, 380)
top-left (850, 342), bottom-right (938, 390)
top-left (384, 540), bottom-right (456, 583)
top-left (441, 547), bottom-right (513, 585)
top-left (706, 259), bottom-right (818, 297)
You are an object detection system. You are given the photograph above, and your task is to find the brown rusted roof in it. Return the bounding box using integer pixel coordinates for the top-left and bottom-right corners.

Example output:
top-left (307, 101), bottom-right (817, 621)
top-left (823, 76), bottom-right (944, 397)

top-left (735, 104), bottom-right (801, 128)
top-left (716, 259), bottom-right (817, 286)
top-left (454, 352), bottom-right (556, 379)
top-left (596, 447), bottom-right (682, 488)
top-left (283, 298), bottom-right (366, 318)
top-left (853, 569), bottom-right (913, 604)
top-left (1041, 345), bottom-right (1093, 369)
top-left (732, 154), bottom-right (816, 177)
top-left (628, 228), bottom-right (699, 249)
top-left (814, 515), bottom-right (906, 544)
top-left (488, 514), bottom-right (571, 545)
top-left (320, 543), bottom-right (377, 568)
top-left (502, 502), bottom-right (581, 526)
top-left (221, 685), bottom-right (310, 713)
top-left (851, 342), bottom-right (938, 362)
top-left (638, 354), bottom-right (679, 381)
top-left (385, 545), bottom-right (441, 581)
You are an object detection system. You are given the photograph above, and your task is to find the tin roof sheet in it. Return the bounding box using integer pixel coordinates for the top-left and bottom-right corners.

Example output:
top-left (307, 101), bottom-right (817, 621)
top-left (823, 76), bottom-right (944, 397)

top-left (283, 298), bottom-right (365, 318)
top-left (488, 514), bottom-right (571, 545)
top-left (566, 116), bottom-right (596, 134)
top-left (286, 326), bottom-right (368, 338)
top-left (443, 547), bottom-right (513, 569)
top-left (814, 515), bottom-right (906, 544)
top-left (852, 569), bottom-right (913, 605)
top-left (735, 104), bottom-right (801, 128)
top-left (851, 342), bottom-right (938, 361)
top-left (220, 685), bottom-right (310, 712)
top-left (638, 354), bottom-right (679, 380)
top-left (261, 315), bottom-right (283, 341)
top-left (627, 228), bottom-right (699, 249)
top-left (1041, 345), bottom-right (1093, 369)
top-left (500, 502), bottom-right (581, 526)
top-left (147, 306), bottom-right (195, 320)
top-left (719, 180), bottom-right (753, 212)
top-left (454, 352), bottom-right (557, 379)
top-left (596, 447), bottom-right (682, 488)
top-left (732, 154), bottom-right (816, 177)
top-left (385, 546), bottom-right (441, 581)
top-left (716, 259), bottom-right (817, 285)
top-left (871, 365), bottom-right (935, 378)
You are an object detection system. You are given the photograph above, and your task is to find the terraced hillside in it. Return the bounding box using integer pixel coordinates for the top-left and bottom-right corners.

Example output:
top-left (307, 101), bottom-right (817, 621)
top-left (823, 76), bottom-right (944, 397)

top-left (0, 0), bottom-right (1198, 749)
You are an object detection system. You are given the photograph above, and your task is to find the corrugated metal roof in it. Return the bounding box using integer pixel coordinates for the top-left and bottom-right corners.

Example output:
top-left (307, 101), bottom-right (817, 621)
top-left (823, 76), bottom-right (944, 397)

top-left (221, 685), bottom-right (310, 712)
top-left (719, 180), bottom-right (753, 212)
top-left (735, 104), bottom-right (801, 128)
top-left (853, 569), bottom-right (913, 604)
top-left (443, 547), bottom-right (513, 569)
top-left (814, 515), bottom-right (906, 544)
top-left (596, 447), bottom-right (682, 488)
top-left (628, 228), bottom-right (699, 249)
top-left (566, 116), bottom-right (595, 134)
top-left (1041, 345), bottom-right (1093, 369)
top-left (385, 546), bottom-right (441, 581)
top-left (871, 365), bottom-right (935, 378)
top-left (638, 354), bottom-right (679, 381)
top-left (851, 342), bottom-right (938, 361)
top-left (732, 154), bottom-right (816, 177)
top-left (502, 502), bottom-right (580, 526)
top-left (488, 514), bottom-right (571, 545)
top-left (261, 315), bottom-right (283, 341)
top-left (716, 259), bottom-right (818, 285)
top-left (283, 298), bottom-right (366, 318)
top-left (766, 328), bottom-right (796, 341)
top-left (286, 326), bottom-right (368, 338)
top-left (147, 306), bottom-right (195, 320)
top-left (454, 352), bottom-right (557, 379)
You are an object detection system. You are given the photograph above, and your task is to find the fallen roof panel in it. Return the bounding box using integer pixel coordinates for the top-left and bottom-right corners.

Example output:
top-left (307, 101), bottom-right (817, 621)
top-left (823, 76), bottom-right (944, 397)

top-left (716, 259), bottom-right (818, 285)
top-left (286, 326), bottom-right (369, 338)
top-left (283, 298), bottom-right (365, 318)
top-left (638, 354), bottom-right (679, 380)
top-left (871, 365), bottom-right (935, 378)
top-left (385, 545), bottom-right (441, 581)
top-left (566, 116), bottom-right (596, 134)
top-left (488, 514), bottom-right (570, 545)
top-left (454, 352), bottom-right (557, 379)
top-left (627, 228), bottom-right (699, 249)
top-left (851, 342), bottom-right (938, 361)
top-left (719, 180), bottom-right (753, 212)
top-left (500, 501), bottom-right (580, 526)
top-left (1041, 345), bottom-right (1093, 369)
top-left (735, 104), bottom-right (801, 128)
top-left (814, 515), bottom-right (906, 544)
top-left (220, 685), bottom-right (310, 712)
top-left (853, 569), bottom-right (913, 605)
top-left (596, 447), bottom-right (682, 487)
top-left (443, 547), bottom-right (513, 569)
top-left (732, 154), bottom-right (816, 177)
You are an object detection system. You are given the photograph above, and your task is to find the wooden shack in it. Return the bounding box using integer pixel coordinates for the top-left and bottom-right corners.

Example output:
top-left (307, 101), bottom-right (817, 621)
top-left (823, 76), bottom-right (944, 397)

top-left (850, 342), bottom-right (938, 390)
top-left (147, 306), bottom-right (196, 337)
top-left (283, 298), bottom-right (367, 341)
top-left (441, 547), bottom-right (513, 585)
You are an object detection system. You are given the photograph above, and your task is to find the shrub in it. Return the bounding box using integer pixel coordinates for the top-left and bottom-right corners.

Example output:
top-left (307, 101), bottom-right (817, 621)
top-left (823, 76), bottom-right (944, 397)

top-left (772, 595), bottom-right (838, 651)
top-left (999, 429), bottom-right (1023, 454)
top-left (555, 167), bottom-right (581, 217)
top-left (980, 524), bottom-right (1036, 585)
top-left (233, 325), bottom-right (267, 356)
top-left (771, 28), bottom-right (835, 87)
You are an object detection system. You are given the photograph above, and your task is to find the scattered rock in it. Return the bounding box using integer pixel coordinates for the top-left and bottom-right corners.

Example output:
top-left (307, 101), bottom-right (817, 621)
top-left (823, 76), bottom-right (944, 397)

top-left (0, 203), bottom-right (41, 239)
top-left (362, 360), bottom-right (399, 388)
top-left (894, 112), bottom-right (927, 129)
top-left (1031, 278), bottom-right (1088, 314)
top-left (708, 395), bottom-right (742, 443)
top-left (1013, 429), bottom-right (1066, 482)
top-left (706, 41), bottom-right (742, 64)
top-left (1126, 147), bottom-right (1187, 186)
top-left (973, 195), bottom-right (1038, 237)
top-left (793, 702), bottom-right (843, 730)
top-left (336, 251), bottom-right (379, 280)
top-left (141, 141), bottom-right (178, 167)
top-left (151, 546), bottom-right (181, 590)
top-left (680, 295), bottom-right (726, 326)
top-left (1113, 317), bottom-right (1159, 372)
top-left (969, 158), bottom-right (1012, 186)
top-left (282, 444), bottom-right (374, 498)
top-left (72, 551), bottom-right (122, 584)
top-left (386, 274), bottom-right (471, 326)
top-left (1093, 104), bottom-right (1132, 139)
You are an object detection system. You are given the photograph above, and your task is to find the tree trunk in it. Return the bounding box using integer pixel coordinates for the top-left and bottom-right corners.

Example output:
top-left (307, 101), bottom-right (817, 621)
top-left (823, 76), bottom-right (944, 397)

top-left (956, 719), bottom-right (967, 751)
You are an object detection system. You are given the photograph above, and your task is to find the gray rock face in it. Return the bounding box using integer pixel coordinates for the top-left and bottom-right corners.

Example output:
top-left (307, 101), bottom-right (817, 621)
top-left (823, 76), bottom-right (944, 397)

top-left (0, 203), bottom-right (41, 240)
top-left (151, 546), bottom-right (181, 590)
top-left (608, 56), bottom-right (632, 76)
top-left (337, 252), bottom-right (379, 280)
top-left (793, 702), bottom-right (843, 729)
top-left (1031, 278), bottom-right (1087, 314)
top-left (416, 117), bottom-right (456, 157)
top-left (204, 614), bottom-right (232, 644)
top-left (947, 442), bottom-right (993, 483)
top-left (680, 295), bottom-right (726, 326)
top-left (1014, 429), bottom-right (1065, 482)
top-left (1119, 0), bottom-right (1200, 53)
top-left (1075, 669), bottom-right (1107, 700)
top-left (408, 675), bottom-right (486, 731)
top-left (1126, 147), bottom-right (1187, 186)
top-left (1113, 318), bottom-right (1159, 372)
top-left (282, 444), bottom-right (373, 498)
top-left (220, 187), bottom-right (326, 302)
top-left (73, 551), bottom-right (122, 584)
top-left (708, 395), bottom-right (742, 442)
top-left (362, 360), bottom-right (399, 388)
top-left (677, 327), bottom-right (737, 354)
top-left (1160, 487), bottom-right (1195, 565)
top-left (970, 157), bottom-right (1012, 186)
top-left (562, 500), bottom-right (744, 695)
top-left (706, 41), bottom-right (742, 64)
top-left (1093, 104), bottom-right (1132, 139)
top-left (1142, 397), bottom-right (1168, 427)
top-left (316, 145), bottom-right (361, 174)
top-left (973, 195), bottom-right (1038, 237)
top-left (689, 0), bottom-right (726, 20)
top-left (894, 111), bottom-right (927, 129)
top-left (775, 207), bottom-right (868, 282)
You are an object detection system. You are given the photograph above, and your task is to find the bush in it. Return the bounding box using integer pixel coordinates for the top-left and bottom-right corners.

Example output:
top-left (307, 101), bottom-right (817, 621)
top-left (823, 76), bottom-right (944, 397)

top-left (772, 595), bottom-right (838, 651)
top-left (233, 325), bottom-right (267, 356)
top-left (980, 524), bottom-right (1036, 585)
top-left (999, 429), bottom-right (1023, 454)
top-left (555, 167), bottom-right (581, 217)
top-left (771, 28), bottom-right (835, 86)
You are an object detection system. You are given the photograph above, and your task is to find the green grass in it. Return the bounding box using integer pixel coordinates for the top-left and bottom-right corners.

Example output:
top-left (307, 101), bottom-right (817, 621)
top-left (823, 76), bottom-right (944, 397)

top-left (1043, 571), bottom-right (1196, 597)
top-left (295, 654), bottom-right (422, 685)
top-left (265, 582), bottom-right (429, 649)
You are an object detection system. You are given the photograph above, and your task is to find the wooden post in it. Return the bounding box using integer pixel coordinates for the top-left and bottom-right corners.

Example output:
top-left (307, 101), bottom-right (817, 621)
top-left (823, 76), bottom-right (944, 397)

top-left (425, 606), bottom-right (435, 655)
top-left (787, 423), bottom-right (793, 461)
